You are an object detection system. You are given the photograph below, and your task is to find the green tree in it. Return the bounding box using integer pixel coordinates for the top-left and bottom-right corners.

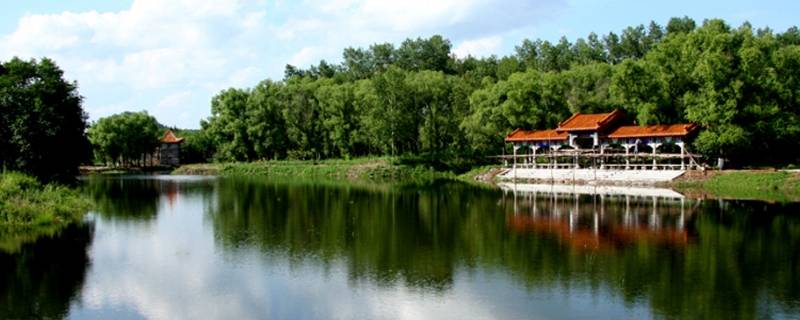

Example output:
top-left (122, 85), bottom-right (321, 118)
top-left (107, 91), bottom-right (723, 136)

top-left (395, 35), bottom-right (453, 73)
top-left (0, 58), bottom-right (90, 183)
top-left (363, 67), bottom-right (417, 155)
top-left (316, 82), bottom-right (362, 158)
top-left (204, 88), bottom-right (253, 161)
top-left (247, 80), bottom-right (288, 160)
top-left (406, 71), bottom-right (455, 153)
top-left (282, 77), bottom-right (326, 159)
top-left (87, 111), bottom-right (160, 167)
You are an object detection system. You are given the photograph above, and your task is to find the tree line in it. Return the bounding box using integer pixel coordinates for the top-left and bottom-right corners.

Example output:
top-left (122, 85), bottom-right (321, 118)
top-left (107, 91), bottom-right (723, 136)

top-left (6, 16), bottom-right (797, 180)
top-left (0, 58), bottom-right (90, 183)
top-left (197, 17), bottom-right (800, 167)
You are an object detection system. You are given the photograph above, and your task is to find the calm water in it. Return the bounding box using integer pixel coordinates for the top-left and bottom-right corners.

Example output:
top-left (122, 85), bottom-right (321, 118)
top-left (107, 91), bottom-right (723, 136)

top-left (1, 176), bottom-right (799, 319)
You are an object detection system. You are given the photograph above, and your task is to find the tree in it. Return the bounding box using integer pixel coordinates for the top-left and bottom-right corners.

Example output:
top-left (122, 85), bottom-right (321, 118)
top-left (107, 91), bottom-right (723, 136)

top-left (610, 59), bottom-right (670, 124)
top-left (362, 67), bottom-right (416, 155)
top-left (666, 16), bottom-right (697, 35)
top-left (194, 18), bottom-right (800, 167)
top-left (0, 57), bottom-right (89, 183)
top-left (406, 71), bottom-right (455, 153)
top-left (562, 63), bottom-right (616, 114)
top-left (282, 77), bottom-right (326, 159)
top-left (343, 47), bottom-right (375, 80)
top-left (204, 88), bottom-right (253, 161)
top-left (247, 80), bottom-right (288, 160)
top-left (87, 111), bottom-right (160, 167)
top-left (395, 35), bottom-right (453, 73)
top-left (316, 82), bottom-right (361, 158)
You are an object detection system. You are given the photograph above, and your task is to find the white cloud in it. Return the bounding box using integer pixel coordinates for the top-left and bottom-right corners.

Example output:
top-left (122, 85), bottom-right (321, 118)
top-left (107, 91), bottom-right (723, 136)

top-left (0, 0), bottom-right (564, 128)
top-left (157, 91), bottom-right (192, 109)
top-left (288, 47), bottom-right (321, 66)
top-left (453, 36), bottom-right (503, 58)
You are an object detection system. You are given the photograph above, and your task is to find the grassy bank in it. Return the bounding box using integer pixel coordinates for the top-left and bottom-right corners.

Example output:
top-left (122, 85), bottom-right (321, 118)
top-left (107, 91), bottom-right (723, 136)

top-left (174, 158), bottom-right (458, 183)
top-left (0, 172), bottom-right (91, 252)
top-left (675, 171), bottom-right (800, 202)
top-left (174, 160), bottom-right (800, 202)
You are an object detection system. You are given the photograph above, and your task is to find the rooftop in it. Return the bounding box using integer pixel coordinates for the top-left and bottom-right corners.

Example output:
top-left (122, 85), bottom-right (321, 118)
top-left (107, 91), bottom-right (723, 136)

top-left (505, 129), bottom-right (568, 142)
top-left (607, 124), bottom-right (699, 139)
top-left (556, 109), bottom-right (624, 132)
top-left (161, 130), bottom-right (184, 144)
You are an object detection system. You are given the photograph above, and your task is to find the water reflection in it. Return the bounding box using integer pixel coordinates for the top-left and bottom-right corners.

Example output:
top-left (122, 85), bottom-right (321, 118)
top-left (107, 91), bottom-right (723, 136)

top-left (206, 179), bottom-right (800, 319)
top-left (38, 177), bottom-right (800, 319)
top-left (502, 183), bottom-right (699, 251)
top-left (501, 183), bottom-right (800, 319)
top-left (0, 223), bottom-right (93, 319)
top-left (81, 175), bottom-right (214, 223)
top-left (207, 179), bottom-right (490, 291)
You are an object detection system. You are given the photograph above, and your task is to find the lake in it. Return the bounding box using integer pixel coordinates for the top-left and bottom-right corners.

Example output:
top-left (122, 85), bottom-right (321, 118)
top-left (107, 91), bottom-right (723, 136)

top-left (1, 175), bottom-right (799, 319)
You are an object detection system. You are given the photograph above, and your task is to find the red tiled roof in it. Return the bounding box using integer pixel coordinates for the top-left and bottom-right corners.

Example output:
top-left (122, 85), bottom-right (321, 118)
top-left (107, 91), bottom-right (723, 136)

top-left (556, 109), bottom-right (624, 132)
top-left (607, 124), bottom-right (698, 139)
top-left (161, 130), bottom-right (184, 143)
top-left (505, 129), bottom-right (568, 142)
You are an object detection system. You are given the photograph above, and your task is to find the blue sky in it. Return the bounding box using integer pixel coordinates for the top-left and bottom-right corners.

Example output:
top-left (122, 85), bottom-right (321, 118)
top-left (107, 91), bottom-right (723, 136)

top-left (2, 0), bottom-right (798, 129)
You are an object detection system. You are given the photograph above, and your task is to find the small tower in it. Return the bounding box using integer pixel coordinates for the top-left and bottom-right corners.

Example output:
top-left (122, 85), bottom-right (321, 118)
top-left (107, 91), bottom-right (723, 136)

top-left (159, 130), bottom-right (184, 167)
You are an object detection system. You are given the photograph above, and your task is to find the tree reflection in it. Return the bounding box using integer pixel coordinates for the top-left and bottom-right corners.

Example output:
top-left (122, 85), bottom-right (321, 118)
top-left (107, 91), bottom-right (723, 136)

top-left (206, 178), bottom-right (800, 318)
top-left (0, 223), bottom-right (93, 319)
top-left (82, 176), bottom-right (214, 222)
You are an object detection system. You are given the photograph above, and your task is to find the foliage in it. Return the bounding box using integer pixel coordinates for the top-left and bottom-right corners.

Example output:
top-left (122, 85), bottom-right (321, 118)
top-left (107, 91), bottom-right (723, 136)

top-left (0, 58), bottom-right (90, 183)
top-left (202, 178), bottom-right (800, 318)
top-left (0, 172), bottom-right (89, 228)
top-left (0, 223), bottom-right (92, 317)
top-left (677, 171), bottom-right (800, 202)
top-left (198, 18), bottom-right (800, 167)
top-left (87, 111), bottom-right (161, 167)
top-left (174, 129), bottom-right (214, 164)
top-left (192, 158), bottom-right (455, 183)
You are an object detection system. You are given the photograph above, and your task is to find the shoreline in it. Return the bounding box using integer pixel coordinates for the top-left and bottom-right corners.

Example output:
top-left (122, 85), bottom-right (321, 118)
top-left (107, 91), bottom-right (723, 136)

top-left (136, 160), bottom-right (800, 202)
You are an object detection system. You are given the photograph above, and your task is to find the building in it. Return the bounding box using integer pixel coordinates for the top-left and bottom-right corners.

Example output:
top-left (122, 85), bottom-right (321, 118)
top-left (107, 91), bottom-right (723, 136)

top-left (504, 109), bottom-right (700, 171)
top-left (159, 130), bottom-right (184, 167)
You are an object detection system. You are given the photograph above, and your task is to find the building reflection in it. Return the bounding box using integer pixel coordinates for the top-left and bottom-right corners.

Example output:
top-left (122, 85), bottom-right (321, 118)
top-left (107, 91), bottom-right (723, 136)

top-left (81, 175), bottom-right (215, 222)
top-left (501, 184), bottom-right (699, 251)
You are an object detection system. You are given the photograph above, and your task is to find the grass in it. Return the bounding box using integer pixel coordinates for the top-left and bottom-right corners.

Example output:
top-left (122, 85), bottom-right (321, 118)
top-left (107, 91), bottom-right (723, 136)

top-left (174, 157), bottom-right (459, 183)
top-left (0, 172), bottom-right (91, 252)
top-left (675, 171), bottom-right (800, 202)
top-left (1, 172), bottom-right (90, 226)
top-left (175, 159), bottom-right (800, 202)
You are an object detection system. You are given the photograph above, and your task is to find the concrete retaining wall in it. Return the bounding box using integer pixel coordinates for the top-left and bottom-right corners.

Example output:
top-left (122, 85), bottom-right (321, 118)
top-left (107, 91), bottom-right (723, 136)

top-left (497, 168), bottom-right (686, 184)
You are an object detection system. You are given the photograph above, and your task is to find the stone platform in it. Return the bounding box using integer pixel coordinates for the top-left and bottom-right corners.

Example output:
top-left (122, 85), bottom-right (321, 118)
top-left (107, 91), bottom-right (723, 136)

top-left (497, 168), bottom-right (686, 184)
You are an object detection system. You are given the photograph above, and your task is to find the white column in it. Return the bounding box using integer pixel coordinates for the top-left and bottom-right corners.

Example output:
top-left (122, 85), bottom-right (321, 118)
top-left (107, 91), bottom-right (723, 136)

top-left (513, 144), bottom-right (519, 169)
top-left (550, 145), bottom-right (560, 168)
top-left (677, 141), bottom-right (686, 170)
top-left (648, 142), bottom-right (662, 170)
top-left (623, 143), bottom-right (633, 169)
top-left (532, 145), bottom-right (539, 168)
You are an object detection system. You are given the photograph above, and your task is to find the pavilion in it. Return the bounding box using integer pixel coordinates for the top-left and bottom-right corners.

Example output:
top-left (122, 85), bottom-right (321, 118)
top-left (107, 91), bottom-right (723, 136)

top-left (158, 130), bottom-right (184, 167)
top-left (503, 109), bottom-right (700, 172)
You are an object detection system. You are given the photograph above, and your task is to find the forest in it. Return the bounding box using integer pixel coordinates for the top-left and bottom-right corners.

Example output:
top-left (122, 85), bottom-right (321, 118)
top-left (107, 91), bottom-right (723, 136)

top-left (194, 17), bottom-right (800, 168)
top-left (4, 17), bottom-right (800, 180)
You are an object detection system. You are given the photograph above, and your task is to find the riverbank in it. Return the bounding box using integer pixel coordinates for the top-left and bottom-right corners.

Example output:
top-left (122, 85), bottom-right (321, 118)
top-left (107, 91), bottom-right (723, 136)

top-left (0, 172), bottom-right (91, 252)
top-left (674, 170), bottom-right (800, 202)
top-left (172, 161), bottom-right (800, 202)
top-left (80, 165), bottom-right (173, 175)
top-left (174, 158), bottom-right (464, 183)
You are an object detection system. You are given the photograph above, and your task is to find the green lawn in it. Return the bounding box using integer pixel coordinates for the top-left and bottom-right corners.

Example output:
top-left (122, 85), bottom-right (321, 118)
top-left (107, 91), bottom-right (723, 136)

top-left (0, 172), bottom-right (91, 252)
top-left (676, 171), bottom-right (800, 202)
top-left (174, 157), bottom-right (456, 183)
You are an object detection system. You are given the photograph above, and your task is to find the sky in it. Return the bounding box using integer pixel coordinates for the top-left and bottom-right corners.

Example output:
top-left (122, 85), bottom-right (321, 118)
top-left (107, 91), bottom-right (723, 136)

top-left (1, 0), bottom-right (798, 129)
